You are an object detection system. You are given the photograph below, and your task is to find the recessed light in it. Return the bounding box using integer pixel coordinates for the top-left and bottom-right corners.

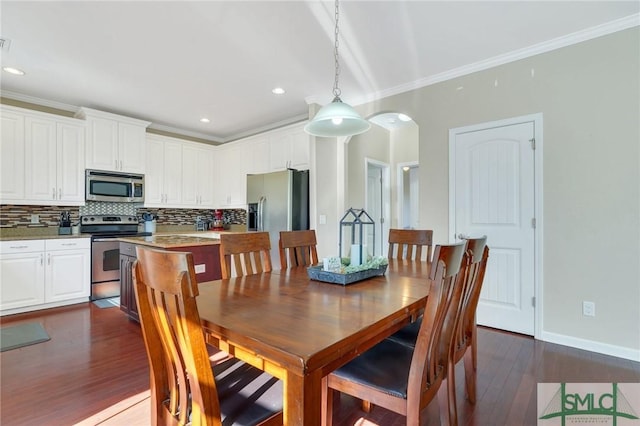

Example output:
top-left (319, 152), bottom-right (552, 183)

top-left (402, 166), bottom-right (410, 172)
top-left (272, 87), bottom-right (285, 95)
top-left (397, 113), bottom-right (411, 122)
top-left (3, 67), bottom-right (25, 76)
top-left (200, 118), bottom-right (210, 123)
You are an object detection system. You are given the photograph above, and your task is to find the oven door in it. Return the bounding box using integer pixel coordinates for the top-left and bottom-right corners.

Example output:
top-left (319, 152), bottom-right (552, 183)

top-left (91, 237), bottom-right (121, 300)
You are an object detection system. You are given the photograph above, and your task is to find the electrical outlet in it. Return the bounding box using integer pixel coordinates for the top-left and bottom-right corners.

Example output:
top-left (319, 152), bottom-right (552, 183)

top-left (30, 214), bottom-right (39, 224)
top-left (583, 301), bottom-right (595, 317)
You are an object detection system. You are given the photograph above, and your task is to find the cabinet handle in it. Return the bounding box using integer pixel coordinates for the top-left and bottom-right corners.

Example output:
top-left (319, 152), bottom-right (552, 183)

top-left (58, 188), bottom-right (62, 199)
top-left (52, 188), bottom-right (56, 199)
top-left (61, 243), bottom-right (76, 247)
top-left (115, 160), bottom-right (118, 170)
top-left (40, 254), bottom-right (44, 266)
top-left (120, 160), bottom-right (123, 170)
top-left (9, 245), bottom-right (28, 249)
top-left (47, 253), bottom-right (51, 265)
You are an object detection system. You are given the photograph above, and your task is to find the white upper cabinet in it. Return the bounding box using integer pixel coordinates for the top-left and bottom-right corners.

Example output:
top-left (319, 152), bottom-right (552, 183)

top-left (248, 137), bottom-right (270, 175)
top-left (216, 143), bottom-right (247, 209)
top-left (1, 105), bottom-right (85, 206)
top-left (182, 141), bottom-right (215, 208)
top-left (24, 116), bottom-right (85, 204)
top-left (268, 124), bottom-right (309, 171)
top-left (77, 108), bottom-right (150, 174)
top-left (0, 108), bottom-right (25, 201)
top-left (144, 134), bottom-right (183, 208)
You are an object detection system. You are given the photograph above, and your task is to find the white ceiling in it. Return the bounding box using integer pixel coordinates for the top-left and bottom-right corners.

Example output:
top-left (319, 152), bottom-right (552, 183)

top-left (1, 1), bottom-right (638, 143)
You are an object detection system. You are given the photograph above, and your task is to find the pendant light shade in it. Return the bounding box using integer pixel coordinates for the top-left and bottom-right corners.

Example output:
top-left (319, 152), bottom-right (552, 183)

top-left (305, 0), bottom-right (370, 138)
top-left (304, 96), bottom-right (370, 137)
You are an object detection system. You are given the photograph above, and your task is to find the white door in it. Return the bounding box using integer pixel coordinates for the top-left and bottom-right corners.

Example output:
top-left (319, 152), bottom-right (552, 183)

top-left (450, 119), bottom-right (538, 335)
top-left (366, 160), bottom-right (390, 257)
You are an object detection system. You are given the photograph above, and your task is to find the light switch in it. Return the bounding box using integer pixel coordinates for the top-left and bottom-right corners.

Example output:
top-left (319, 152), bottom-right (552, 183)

top-left (319, 214), bottom-right (326, 225)
top-left (194, 264), bottom-right (206, 274)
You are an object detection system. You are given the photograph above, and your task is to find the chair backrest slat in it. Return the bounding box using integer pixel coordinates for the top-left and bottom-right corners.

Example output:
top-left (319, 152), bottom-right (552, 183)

top-left (220, 232), bottom-right (272, 278)
top-left (388, 229), bottom-right (433, 262)
top-left (278, 230), bottom-right (318, 269)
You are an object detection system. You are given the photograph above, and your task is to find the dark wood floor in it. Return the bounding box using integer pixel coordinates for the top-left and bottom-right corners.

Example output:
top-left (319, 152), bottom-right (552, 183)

top-left (1, 302), bottom-right (639, 425)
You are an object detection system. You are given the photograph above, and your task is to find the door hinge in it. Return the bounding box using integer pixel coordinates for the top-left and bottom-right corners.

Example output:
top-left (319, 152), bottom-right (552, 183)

top-left (530, 138), bottom-right (536, 150)
top-left (531, 297), bottom-right (536, 307)
top-left (531, 218), bottom-right (536, 228)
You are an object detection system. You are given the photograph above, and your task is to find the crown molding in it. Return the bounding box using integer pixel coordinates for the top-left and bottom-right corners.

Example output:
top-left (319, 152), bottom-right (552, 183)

top-left (350, 13), bottom-right (640, 107)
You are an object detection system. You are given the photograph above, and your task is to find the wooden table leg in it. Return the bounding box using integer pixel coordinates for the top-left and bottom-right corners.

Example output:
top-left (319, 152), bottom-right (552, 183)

top-left (285, 369), bottom-right (322, 425)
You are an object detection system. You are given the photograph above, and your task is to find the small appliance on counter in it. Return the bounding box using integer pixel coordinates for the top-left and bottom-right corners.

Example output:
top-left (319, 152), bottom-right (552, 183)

top-left (58, 211), bottom-right (72, 235)
top-left (212, 209), bottom-right (225, 231)
top-left (141, 212), bottom-right (158, 233)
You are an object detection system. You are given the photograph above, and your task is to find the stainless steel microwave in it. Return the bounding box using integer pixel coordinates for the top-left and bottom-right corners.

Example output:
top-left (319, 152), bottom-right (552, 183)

top-left (85, 169), bottom-right (144, 203)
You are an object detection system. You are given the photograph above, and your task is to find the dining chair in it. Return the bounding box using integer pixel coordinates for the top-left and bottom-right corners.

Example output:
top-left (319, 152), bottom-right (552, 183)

top-left (133, 246), bottom-right (283, 426)
top-left (387, 228), bottom-right (434, 263)
top-left (322, 242), bottom-right (467, 426)
top-left (386, 236), bottom-right (489, 424)
top-left (219, 232), bottom-right (272, 279)
top-left (278, 229), bottom-right (318, 269)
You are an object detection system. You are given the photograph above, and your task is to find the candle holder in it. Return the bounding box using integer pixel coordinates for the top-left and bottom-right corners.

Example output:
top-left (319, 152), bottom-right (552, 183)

top-left (339, 208), bottom-right (375, 265)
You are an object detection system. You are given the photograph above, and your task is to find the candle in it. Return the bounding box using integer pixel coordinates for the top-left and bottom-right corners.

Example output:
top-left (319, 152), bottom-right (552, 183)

top-left (351, 244), bottom-right (361, 266)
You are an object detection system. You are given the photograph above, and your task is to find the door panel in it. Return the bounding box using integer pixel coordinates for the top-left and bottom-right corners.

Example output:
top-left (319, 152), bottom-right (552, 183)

top-left (453, 121), bottom-right (535, 335)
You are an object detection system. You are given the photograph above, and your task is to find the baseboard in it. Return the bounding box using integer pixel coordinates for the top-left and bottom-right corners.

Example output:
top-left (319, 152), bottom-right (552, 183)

top-left (541, 330), bottom-right (640, 362)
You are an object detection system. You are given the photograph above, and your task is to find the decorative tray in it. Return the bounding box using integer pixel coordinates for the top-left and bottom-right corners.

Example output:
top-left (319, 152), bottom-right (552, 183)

top-left (307, 264), bottom-right (388, 286)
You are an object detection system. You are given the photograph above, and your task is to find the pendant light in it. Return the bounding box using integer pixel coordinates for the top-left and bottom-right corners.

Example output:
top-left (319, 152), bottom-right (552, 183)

top-left (304, 0), bottom-right (370, 138)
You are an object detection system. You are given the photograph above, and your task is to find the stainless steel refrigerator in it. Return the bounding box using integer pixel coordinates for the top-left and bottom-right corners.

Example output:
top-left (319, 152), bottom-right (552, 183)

top-left (246, 170), bottom-right (309, 263)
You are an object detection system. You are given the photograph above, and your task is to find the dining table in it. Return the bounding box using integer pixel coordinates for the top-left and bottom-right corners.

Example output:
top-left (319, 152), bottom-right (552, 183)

top-left (196, 259), bottom-right (431, 425)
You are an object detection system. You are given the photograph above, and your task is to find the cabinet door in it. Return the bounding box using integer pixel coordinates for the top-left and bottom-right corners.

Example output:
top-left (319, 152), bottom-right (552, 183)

top-left (269, 133), bottom-right (291, 171)
top-left (0, 110), bottom-right (25, 200)
top-left (181, 143), bottom-right (200, 207)
top-left (86, 117), bottom-right (119, 172)
top-left (118, 122), bottom-right (146, 173)
top-left (196, 145), bottom-right (215, 207)
top-left (163, 140), bottom-right (183, 206)
top-left (24, 116), bottom-right (57, 202)
top-left (45, 248), bottom-right (90, 302)
top-left (57, 122), bottom-right (85, 203)
top-left (250, 138), bottom-right (270, 175)
top-left (144, 137), bottom-right (165, 206)
top-left (218, 145), bottom-right (247, 207)
top-left (0, 252), bottom-right (45, 310)
top-left (289, 128), bottom-right (310, 170)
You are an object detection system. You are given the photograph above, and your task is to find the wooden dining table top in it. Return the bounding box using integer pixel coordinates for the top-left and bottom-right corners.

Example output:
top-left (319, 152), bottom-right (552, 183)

top-left (196, 259), bottom-right (431, 424)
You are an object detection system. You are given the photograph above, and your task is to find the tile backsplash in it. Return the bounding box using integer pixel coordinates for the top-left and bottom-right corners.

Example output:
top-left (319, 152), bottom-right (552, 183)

top-left (1, 202), bottom-right (246, 229)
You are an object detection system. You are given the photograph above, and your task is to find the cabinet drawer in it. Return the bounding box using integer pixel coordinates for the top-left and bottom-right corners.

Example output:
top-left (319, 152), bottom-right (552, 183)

top-left (46, 238), bottom-right (90, 251)
top-left (1, 240), bottom-right (45, 254)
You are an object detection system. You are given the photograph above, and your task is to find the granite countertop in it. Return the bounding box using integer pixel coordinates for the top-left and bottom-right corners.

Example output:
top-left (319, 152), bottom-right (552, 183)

top-left (118, 234), bottom-right (222, 248)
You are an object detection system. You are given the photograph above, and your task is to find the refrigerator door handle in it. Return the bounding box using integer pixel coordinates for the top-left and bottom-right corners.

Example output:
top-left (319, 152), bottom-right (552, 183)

top-left (258, 196), bottom-right (266, 231)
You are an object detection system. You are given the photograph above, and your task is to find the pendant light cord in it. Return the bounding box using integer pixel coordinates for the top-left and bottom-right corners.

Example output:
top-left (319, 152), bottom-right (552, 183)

top-left (333, 0), bottom-right (341, 99)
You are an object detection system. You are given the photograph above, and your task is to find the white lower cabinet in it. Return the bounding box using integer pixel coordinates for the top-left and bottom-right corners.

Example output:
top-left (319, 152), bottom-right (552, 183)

top-left (0, 238), bottom-right (90, 315)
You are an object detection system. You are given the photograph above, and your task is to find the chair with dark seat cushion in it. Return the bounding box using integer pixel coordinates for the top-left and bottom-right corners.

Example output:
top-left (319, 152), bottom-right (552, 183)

top-left (387, 228), bottom-right (434, 263)
top-left (133, 246), bottom-right (283, 426)
top-left (322, 242), bottom-right (468, 426)
top-left (386, 236), bottom-right (489, 424)
top-left (278, 229), bottom-right (318, 269)
top-left (219, 231), bottom-right (272, 279)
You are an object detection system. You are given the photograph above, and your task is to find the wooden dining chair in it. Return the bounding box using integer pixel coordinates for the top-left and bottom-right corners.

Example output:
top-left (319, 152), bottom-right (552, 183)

top-left (387, 228), bottom-right (434, 263)
top-left (322, 242), bottom-right (467, 426)
top-left (386, 236), bottom-right (489, 424)
top-left (133, 246), bottom-right (283, 426)
top-left (219, 232), bottom-right (272, 279)
top-left (278, 229), bottom-right (318, 269)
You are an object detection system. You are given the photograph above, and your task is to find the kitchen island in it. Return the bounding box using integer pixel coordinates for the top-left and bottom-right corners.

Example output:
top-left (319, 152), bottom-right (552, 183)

top-left (118, 233), bottom-right (225, 321)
